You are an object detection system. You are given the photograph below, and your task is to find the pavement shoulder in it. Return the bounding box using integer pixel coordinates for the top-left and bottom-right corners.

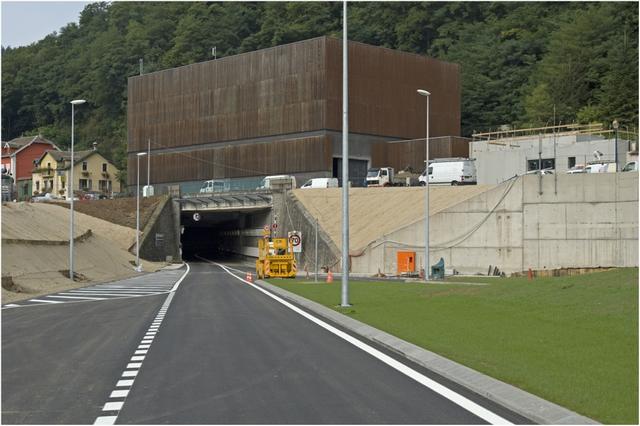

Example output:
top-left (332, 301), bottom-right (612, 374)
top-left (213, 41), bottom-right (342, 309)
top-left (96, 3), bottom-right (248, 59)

top-left (255, 279), bottom-right (599, 425)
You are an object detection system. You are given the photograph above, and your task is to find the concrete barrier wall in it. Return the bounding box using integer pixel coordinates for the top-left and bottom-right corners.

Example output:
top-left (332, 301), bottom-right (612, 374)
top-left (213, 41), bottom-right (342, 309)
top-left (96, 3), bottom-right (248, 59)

top-left (351, 173), bottom-right (638, 275)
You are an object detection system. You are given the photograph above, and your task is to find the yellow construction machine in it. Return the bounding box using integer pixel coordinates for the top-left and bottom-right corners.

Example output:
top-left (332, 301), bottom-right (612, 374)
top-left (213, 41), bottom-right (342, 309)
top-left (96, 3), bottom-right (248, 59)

top-left (256, 236), bottom-right (297, 279)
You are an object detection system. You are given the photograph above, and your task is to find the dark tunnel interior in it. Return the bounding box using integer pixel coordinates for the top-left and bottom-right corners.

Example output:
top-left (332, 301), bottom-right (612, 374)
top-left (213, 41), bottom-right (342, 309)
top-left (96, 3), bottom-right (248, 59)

top-left (180, 209), bottom-right (269, 262)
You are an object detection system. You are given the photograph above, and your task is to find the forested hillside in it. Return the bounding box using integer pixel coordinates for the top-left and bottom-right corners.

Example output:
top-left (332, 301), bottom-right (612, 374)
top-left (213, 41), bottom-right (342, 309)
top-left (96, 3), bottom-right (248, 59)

top-left (2, 2), bottom-right (637, 172)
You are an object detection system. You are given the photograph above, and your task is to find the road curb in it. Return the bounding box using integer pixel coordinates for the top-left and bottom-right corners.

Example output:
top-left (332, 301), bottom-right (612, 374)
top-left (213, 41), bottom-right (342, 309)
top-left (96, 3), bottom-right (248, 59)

top-left (255, 279), bottom-right (599, 425)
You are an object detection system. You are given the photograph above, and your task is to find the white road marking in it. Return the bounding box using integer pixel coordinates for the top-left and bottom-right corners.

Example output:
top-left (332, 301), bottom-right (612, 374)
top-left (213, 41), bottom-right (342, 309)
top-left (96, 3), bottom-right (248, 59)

top-left (94, 416), bottom-right (117, 425)
top-left (93, 273), bottom-right (186, 425)
top-left (29, 299), bottom-right (64, 304)
top-left (64, 292), bottom-right (155, 297)
top-left (47, 295), bottom-right (106, 300)
top-left (216, 263), bottom-right (512, 426)
top-left (110, 389), bottom-right (129, 398)
top-left (103, 401), bottom-right (124, 411)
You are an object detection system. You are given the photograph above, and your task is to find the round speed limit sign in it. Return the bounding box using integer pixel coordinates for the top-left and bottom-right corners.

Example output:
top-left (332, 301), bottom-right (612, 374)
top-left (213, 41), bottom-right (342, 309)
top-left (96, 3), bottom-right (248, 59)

top-left (289, 234), bottom-right (301, 246)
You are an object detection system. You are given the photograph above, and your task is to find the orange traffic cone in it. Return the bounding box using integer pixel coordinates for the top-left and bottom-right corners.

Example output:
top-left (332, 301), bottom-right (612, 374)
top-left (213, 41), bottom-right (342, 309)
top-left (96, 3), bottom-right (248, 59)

top-left (246, 271), bottom-right (253, 283)
top-left (326, 270), bottom-right (333, 283)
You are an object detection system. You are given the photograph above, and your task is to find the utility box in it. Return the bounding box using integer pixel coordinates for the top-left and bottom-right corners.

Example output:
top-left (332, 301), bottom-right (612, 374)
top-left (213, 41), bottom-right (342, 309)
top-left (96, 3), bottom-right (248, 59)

top-left (431, 257), bottom-right (445, 280)
top-left (397, 251), bottom-right (416, 275)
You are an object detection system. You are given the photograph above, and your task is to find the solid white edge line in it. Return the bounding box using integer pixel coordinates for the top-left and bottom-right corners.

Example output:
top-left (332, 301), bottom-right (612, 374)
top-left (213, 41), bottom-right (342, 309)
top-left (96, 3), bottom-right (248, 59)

top-left (215, 262), bottom-right (512, 426)
top-left (170, 263), bottom-right (190, 292)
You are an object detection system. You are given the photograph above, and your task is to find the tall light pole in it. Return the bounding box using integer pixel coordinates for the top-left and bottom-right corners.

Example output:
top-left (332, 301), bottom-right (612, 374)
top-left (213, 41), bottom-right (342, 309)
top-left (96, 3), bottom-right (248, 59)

top-left (69, 99), bottom-right (86, 281)
top-left (341, 0), bottom-right (350, 307)
top-left (613, 119), bottom-right (619, 171)
top-left (417, 89), bottom-right (430, 281)
top-left (136, 152), bottom-right (147, 272)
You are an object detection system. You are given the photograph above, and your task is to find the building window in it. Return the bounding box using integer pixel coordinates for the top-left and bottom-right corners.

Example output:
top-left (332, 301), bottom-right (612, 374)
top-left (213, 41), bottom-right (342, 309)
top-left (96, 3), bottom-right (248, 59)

top-left (82, 161), bottom-right (88, 171)
top-left (35, 181), bottom-right (40, 192)
top-left (102, 163), bottom-right (107, 172)
top-left (568, 157), bottom-right (576, 169)
top-left (527, 158), bottom-right (556, 171)
top-left (99, 180), bottom-right (108, 192)
top-left (79, 179), bottom-right (88, 190)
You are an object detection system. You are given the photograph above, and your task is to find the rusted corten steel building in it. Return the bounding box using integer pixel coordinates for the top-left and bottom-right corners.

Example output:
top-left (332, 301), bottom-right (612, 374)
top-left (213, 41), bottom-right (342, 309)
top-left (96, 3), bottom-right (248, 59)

top-left (127, 36), bottom-right (462, 191)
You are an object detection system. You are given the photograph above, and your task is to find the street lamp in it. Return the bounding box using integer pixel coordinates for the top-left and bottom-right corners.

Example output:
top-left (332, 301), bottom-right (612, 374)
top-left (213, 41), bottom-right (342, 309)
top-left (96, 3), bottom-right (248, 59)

top-left (136, 152), bottom-right (147, 272)
top-left (613, 119), bottom-right (619, 171)
top-left (69, 99), bottom-right (86, 281)
top-left (417, 89), bottom-right (430, 281)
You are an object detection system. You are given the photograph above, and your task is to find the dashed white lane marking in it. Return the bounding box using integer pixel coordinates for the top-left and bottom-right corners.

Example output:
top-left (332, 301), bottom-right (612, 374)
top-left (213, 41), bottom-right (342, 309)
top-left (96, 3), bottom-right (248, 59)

top-left (215, 262), bottom-right (512, 426)
top-left (29, 299), bottom-right (64, 304)
top-left (93, 264), bottom-right (190, 425)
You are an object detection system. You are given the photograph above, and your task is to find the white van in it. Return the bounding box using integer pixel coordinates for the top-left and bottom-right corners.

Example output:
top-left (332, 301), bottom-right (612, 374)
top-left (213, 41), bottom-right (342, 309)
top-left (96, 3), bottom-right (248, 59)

top-left (257, 175), bottom-right (297, 190)
top-left (200, 179), bottom-right (229, 193)
top-left (418, 158), bottom-right (477, 185)
top-left (300, 177), bottom-right (339, 189)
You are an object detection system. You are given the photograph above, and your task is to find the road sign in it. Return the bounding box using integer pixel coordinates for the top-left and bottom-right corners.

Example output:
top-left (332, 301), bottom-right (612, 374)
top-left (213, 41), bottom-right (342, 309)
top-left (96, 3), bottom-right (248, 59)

top-left (272, 223), bottom-right (278, 230)
top-left (288, 231), bottom-right (302, 253)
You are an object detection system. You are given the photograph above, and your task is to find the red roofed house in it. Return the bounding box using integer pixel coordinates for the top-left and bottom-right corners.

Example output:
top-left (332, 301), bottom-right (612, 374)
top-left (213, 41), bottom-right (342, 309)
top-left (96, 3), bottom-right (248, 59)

top-left (1, 135), bottom-right (60, 200)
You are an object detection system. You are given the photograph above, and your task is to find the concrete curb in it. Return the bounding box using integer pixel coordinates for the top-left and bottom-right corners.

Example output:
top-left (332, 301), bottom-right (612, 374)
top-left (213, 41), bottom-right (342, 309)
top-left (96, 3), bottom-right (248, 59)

top-left (255, 279), bottom-right (599, 425)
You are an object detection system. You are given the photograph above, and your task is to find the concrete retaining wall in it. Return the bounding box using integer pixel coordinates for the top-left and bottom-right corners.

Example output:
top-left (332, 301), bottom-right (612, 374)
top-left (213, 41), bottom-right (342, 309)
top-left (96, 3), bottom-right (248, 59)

top-left (351, 173), bottom-right (638, 275)
top-left (139, 196), bottom-right (182, 262)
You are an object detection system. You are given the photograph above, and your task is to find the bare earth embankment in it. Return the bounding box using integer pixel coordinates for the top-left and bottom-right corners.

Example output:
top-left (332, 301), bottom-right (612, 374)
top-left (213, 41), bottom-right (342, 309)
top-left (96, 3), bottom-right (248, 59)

top-left (1, 201), bottom-right (164, 303)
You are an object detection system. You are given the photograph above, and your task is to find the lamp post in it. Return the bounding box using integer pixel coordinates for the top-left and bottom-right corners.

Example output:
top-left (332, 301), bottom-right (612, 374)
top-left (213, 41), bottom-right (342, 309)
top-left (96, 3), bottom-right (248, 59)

top-left (136, 152), bottom-right (147, 272)
top-left (417, 89), bottom-right (430, 281)
top-left (69, 99), bottom-right (86, 281)
top-left (613, 119), bottom-right (619, 171)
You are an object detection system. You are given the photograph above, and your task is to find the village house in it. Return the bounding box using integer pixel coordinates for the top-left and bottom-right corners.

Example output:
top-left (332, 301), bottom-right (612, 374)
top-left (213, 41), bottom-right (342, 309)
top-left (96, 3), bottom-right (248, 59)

top-left (1, 135), bottom-right (60, 200)
top-left (32, 146), bottom-right (121, 198)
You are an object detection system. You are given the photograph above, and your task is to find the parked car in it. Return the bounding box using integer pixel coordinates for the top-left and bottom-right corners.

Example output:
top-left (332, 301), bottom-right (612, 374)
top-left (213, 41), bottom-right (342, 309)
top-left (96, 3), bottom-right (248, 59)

top-left (419, 158), bottom-right (477, 186)
top-left (526, 169), bottom-right (554, 175)
top-left (566, 165), bottom-right (586, 174)
top-left (200, 179), bottom-right (230, 193)
top-left (584, 163), bottom-right (609, 173)
top-left (622, 161), bottom-right (638, 172)
top-left (301, 177), bottom-right (339, 189)
top-left (257, 175), bottom-right (297, 190)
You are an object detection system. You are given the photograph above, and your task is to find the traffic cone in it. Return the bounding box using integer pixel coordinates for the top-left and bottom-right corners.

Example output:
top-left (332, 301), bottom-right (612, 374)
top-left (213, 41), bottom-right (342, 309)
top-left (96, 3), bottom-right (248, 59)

top-left (326, 270), bottom-right (333, 283)
top-left (246, 271), bottom-right (253, 283)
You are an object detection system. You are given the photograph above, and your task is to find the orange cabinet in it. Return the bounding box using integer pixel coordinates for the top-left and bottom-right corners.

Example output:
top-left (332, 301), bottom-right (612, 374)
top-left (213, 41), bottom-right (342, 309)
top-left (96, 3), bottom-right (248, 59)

top-left (397, 251), bottom-right (416, 274)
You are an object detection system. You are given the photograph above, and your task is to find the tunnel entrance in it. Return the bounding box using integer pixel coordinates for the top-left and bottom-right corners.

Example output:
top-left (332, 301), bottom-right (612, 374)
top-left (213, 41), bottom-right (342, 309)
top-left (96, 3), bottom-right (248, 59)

top-left (180, 209), bottom-right (271, 262)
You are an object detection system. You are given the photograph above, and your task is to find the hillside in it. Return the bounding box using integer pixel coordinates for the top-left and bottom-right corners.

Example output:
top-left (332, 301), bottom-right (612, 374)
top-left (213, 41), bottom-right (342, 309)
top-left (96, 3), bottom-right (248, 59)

top-left (2, 2), bottom-right (637, 171)
top-left (1, 202), bottom-right (163, 303)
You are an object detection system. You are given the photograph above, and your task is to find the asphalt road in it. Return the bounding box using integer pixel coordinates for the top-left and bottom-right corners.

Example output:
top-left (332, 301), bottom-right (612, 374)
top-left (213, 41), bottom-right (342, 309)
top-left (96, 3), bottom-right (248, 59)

top-left (2, 261), bottom-right (530, 424)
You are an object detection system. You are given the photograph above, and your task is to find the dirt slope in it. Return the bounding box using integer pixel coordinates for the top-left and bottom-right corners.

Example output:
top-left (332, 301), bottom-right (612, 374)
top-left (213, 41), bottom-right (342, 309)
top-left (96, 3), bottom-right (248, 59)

top-left (292, 185), bottom-right (492, 253)
top-left (1, 202), bottom-right (163, 303)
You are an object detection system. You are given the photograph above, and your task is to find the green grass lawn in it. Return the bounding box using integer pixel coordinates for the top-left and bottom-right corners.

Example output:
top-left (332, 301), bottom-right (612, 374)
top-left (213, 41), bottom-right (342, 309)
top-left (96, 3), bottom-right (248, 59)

top-left (268, 269), bottom-right (638, 424)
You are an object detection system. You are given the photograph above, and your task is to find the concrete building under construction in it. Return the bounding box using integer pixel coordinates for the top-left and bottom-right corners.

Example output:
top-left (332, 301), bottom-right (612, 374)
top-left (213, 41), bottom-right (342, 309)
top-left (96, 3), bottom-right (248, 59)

top-left (127, 36), bottom-right (463, 192)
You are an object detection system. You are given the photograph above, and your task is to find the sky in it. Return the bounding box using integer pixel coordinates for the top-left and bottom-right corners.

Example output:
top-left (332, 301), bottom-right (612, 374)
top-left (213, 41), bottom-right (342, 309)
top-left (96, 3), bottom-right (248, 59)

top-left (1, 1), bottom-right (89, 48)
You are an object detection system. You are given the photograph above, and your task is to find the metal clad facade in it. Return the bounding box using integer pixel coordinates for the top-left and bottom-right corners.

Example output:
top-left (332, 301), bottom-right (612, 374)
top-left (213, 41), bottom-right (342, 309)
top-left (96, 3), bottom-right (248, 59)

top-left (325, 38), bottom-right (461, 139)
top-left (127, 36), bottom-right (461, 186)
top-left (129, 136), bottom-right (332, 185)
top-left (128, 38), bottom-right (327, 153)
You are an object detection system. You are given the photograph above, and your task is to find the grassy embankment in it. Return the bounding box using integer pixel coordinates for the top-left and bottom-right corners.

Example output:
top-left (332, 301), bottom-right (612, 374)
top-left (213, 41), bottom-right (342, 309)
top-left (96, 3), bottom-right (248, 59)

top-left (268, 269), bottom-right (638, 424)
